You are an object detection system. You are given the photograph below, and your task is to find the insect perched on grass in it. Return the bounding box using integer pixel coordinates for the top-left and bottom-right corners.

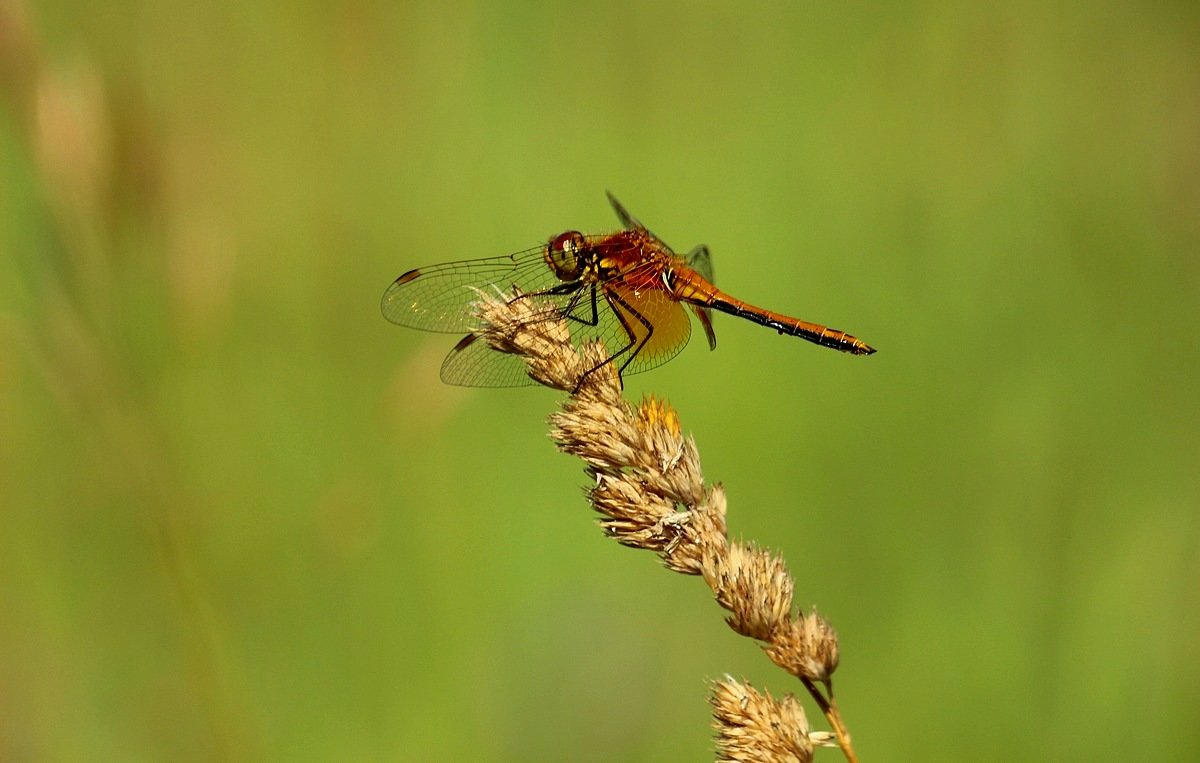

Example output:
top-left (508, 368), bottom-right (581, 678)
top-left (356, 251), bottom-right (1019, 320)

top-left (382, 192), bottom-right (875, 387)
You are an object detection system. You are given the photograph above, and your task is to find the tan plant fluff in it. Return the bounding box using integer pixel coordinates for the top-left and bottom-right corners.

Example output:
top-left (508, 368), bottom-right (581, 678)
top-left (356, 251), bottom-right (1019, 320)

top-left (473, 290), bottom-right (860, 762)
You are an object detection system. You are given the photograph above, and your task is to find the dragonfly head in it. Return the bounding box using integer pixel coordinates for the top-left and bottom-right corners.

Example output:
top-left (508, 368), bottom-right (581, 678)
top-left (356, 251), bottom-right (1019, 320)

top-left (546, 230), bottom-right (588, 281)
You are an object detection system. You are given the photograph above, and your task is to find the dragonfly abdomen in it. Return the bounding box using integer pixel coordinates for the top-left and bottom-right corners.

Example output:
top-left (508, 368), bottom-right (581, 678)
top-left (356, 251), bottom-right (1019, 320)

top-left (706, 295), bottom-right (876, 356)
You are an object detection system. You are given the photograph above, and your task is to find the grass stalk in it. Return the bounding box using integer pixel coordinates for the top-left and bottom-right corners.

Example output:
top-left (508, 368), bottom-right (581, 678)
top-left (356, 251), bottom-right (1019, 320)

top-left (471, 289), bottom-right (861, 763)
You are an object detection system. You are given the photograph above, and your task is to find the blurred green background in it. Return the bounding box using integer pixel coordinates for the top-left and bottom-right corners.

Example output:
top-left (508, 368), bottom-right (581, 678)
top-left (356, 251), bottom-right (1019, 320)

top-left (2, 1), bottom-right (1198, 760)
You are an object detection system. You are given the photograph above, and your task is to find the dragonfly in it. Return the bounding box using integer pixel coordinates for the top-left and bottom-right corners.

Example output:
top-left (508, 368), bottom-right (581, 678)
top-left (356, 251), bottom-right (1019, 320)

top-left (381, 192), bottom-right (875, 387)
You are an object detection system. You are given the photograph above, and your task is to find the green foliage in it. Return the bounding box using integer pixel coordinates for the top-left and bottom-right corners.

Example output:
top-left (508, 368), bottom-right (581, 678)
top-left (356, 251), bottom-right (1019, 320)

top-left (2, 1), bottom-right (1198, 759)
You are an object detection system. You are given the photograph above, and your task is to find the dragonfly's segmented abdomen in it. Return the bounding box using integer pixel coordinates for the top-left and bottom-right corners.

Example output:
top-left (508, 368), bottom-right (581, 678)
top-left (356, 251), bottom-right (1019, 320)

top-left (706, 295), bottom-right (876, 356)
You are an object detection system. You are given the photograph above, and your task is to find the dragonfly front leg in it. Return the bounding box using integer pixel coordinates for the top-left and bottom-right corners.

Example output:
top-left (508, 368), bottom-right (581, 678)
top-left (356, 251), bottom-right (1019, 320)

top-left (570, 288), bottom-right (653, 391)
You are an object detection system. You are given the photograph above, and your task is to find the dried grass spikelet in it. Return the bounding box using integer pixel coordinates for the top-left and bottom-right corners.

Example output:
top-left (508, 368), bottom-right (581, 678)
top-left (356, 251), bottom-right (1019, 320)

top-left (473, 289), bottom-right (860, 763)
top-left (710, 676), bottom-right (840, 763)
top-left (765, 610), bottom-right (841, 683)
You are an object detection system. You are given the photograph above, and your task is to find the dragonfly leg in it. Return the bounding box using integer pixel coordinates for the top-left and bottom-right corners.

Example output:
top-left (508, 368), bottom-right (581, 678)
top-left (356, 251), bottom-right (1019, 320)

top-left (564, 283), bottom-right (600, 328)
top-left (572, 288), bottom-right (653, 392)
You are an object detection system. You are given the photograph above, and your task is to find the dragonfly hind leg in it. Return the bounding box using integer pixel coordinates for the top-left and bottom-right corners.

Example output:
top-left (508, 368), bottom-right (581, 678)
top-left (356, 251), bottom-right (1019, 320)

top-left (569, 288), bottom-right (653, 393)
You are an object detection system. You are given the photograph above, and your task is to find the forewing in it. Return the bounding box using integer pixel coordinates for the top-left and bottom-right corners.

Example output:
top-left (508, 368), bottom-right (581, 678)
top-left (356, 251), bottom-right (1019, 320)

top-left (606, 190), bottom-right (645, 232)
top-left (381, 245), bottom-right (567, 333)
top-left (605, 191), bottom-right (674, 253)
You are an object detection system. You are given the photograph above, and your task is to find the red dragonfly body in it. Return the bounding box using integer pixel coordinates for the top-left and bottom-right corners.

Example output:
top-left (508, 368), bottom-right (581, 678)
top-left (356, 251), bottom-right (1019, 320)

top-left (382, 193), bottom-right (875, 387)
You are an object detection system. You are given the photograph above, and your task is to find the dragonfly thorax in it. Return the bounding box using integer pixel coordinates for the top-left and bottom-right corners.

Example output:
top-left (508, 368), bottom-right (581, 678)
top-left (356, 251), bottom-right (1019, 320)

top-left (546, 230), bottom-right (588, 281)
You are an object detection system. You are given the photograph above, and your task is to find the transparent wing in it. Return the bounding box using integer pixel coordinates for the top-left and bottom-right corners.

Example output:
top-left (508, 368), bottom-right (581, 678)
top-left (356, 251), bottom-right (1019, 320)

top-left (686, 244), bottom-right (713, 283)
top-left (439, 332), bottom-right (545, 388)
top-left (439, 259), bottom-right (694, 387)
top-left (381, 243), bottom-right (576, 333)
top-left (438, 284), bottom-right (596, 387)
top-left (605, 191), bottom-right (674, 253)
top-left (604, 279), bottom-right (693, 376)
top-left (685, 244), bottom-right (717, 351)
top-left (386, 226), bottom-right (704, 387)
top-left (605, 192), bottom-right (717, 350)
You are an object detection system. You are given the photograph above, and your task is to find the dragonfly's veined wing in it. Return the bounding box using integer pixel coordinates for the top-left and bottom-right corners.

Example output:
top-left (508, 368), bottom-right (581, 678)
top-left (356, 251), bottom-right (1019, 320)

top-left (605, 192), bottom-right (717, 351)
top-left (382, 244), bottom-right (575, 333)
top-left (438, 257), bottom-right (695, 387)
top-left (606, 191), bottom-right (676, 253)
top-left (682, 243), bottom-right (717, 350)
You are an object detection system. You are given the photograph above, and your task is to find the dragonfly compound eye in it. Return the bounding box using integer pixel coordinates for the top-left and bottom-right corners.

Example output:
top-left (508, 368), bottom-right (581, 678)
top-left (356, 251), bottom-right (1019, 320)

top-left (546, 230), bottom-right (587, 280)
